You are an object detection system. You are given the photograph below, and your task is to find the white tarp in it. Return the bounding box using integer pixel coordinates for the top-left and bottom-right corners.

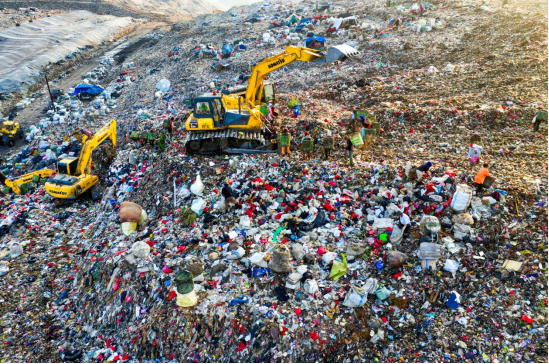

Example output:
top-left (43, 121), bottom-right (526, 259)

top-left (0, 11), bottom-right (133, 95)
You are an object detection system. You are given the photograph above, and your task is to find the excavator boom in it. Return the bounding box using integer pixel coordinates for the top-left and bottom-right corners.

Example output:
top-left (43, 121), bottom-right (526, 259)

top-left (0, 169), bottom-right (55, 194)
top-left (245, 45), bottom-right (359, 106)
top-left (76, 119), bottom-right (117, 175)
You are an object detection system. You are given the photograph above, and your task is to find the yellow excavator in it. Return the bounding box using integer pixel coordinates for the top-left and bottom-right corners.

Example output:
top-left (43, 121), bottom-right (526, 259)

top-left (183, 44), bottom-right (358, 154)
top-left (62, 128), bottom-right (94, 144)
top-left (45, 119), bottom-right (116, 199)
top-left (0, 169), bottom-right (55, 194)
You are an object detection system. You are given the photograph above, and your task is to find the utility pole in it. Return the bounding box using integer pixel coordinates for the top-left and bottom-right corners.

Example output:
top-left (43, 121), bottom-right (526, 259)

top-left (44, 67), bottom-right (55, 111)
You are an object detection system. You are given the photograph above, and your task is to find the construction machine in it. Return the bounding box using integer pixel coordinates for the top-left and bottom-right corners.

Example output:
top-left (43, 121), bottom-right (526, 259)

top-left (62, 128), bottom-right (94, 144)
top-left (45, 119), bottom-right (116, 199)
top-left (0, 121), bottom-right (25, 147)
top-left (183, 44), bottom-right (359, 154)
top-left (0, 169), bottom-right (55, 194)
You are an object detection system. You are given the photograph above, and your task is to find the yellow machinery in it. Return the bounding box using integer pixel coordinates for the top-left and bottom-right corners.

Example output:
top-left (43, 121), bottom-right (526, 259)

top-left (0, 169), bottom-right (55, 194)
top-left (63, 128), bottom-right (93, 144)
top-left (183, 44), bottom-right (358, 154)
top-left (45, 119), bottom-right (116, 199)
top-left (0, 121), bottom-right (25, 147)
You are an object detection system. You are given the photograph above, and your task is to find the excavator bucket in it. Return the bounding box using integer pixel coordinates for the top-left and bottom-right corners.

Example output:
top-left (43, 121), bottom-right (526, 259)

top-left (314, 44), bottom-right (360, 65)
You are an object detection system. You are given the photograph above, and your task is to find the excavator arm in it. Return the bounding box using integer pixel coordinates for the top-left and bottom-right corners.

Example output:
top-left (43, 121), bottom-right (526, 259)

top-left (245, 45), bottom-right (359, 106)
top-left (76, 119), bottom-right (117, 175)
top-left (0, 169), bottom-right (55, 194)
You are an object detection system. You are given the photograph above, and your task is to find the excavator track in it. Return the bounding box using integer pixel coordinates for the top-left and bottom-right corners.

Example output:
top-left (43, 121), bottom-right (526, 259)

top-left (184, 129), bottom-right (270, 155)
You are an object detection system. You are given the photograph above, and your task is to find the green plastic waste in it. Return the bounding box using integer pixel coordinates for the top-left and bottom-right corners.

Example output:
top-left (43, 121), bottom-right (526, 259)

top-left (174, 271), bottom-right (194, 294)
top-left (287, 97), bottom-right (300, 108)
top-left (329, 253), bottom-right (347, 280)
top-left (376, 286), bottom-right (391, 301)
top-left (273, 226), bottom-right (285, 242)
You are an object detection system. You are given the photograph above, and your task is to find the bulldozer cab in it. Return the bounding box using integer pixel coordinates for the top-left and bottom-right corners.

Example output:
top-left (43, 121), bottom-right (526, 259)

top-left (2, 121), bottom-right (17, 132)
top-left (57, 157), bottom-right (79, 176)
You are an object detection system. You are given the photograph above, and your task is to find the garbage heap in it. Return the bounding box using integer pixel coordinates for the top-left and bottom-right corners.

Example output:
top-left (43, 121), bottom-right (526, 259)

top-left (0, 0), bottom-right (547, 362)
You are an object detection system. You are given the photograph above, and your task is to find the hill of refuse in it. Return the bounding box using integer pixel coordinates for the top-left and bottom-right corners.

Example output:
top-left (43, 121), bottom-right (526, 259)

top-left (0, 0), bottom-right (546, 362)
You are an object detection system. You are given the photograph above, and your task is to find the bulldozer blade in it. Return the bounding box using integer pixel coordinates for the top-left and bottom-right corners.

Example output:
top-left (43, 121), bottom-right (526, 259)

top-left (314, 44), bottom-right (360, 65)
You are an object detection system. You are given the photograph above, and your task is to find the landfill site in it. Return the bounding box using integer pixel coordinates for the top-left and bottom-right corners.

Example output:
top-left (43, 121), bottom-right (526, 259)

top-left (0, 0), bottom-right (547, 362)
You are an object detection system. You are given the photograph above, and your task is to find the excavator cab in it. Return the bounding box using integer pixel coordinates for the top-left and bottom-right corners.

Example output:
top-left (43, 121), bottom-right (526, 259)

top-left (259, 83), bottom-right (276, 104)
top-left (56, 157), bottom-right (79, 176)
top-left (189, 95), bottom-right (225, 128)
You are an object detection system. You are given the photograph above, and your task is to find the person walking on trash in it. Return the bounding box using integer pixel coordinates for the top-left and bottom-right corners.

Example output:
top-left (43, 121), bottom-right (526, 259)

top-left (322, 129), bottom-right (334, 159)
top-left (346, 137), bottom-right (354, 167)
top-left (222, 183), bottom-right (237, 210)
top-left (415, 161), bottom-right (433, 184)
top-left (280, 128), bottom-right (291, 155)
top-left (475, 163), bottom-right (491, 194)
top-left (301, 131), bottom-right (313, 159)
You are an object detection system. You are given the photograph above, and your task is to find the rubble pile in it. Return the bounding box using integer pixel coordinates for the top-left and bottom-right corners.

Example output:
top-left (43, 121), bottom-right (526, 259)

top-left (0, 0), bottom-right (547, 362)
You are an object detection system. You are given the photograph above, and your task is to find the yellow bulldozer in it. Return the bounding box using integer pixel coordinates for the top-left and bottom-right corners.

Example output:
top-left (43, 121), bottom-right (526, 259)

top-left (0, 169), bottom-right (55, 194)
top-left (45, 119), bottom-right (116, 199)
top-left (183, 44), bottom-right (358, 154)
top-left (0, 121), bottom-right (25, 147)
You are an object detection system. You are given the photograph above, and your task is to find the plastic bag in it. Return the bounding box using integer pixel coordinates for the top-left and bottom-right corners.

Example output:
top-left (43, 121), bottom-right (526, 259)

top-left (250, 252), bottom-right (269, 268)
top-left (131, 241), bottom-right (150, 259)
top-left (453, 223), bottom-right (472, 240)
top-left (452, 213), bottom-right (474, 226)
top-left (191, 198), bottom-right (206, 215)
top-left (418, 243), bottom-right (443, 270)
top-left (286, 272), bottom-right (302, 290)
top-left (375, 286), bottom-right (391, 301)
top-left (176, 289), bottom-right (197, 307)
top-left (363, 278), bottom-right (379, 294)
top-left (329, 253), bottom-right (347, 280)
top-left (121, 221), bottom-right (137, 236)
top-left (226, 246), bottom-right (245, 260)
top-left (385, 250), bottom-right (409, 269)
top-left (346, 240), bottom-right (367, 256)
top-left (342, 285), bottom-right (368, 307)
top-left (9, 242), bottom-right (22, 258)
top-left (322, 251), bottom-right (337, 264)
top-left (156, 79), bottom-right (171, 92)
top-left (443, 259), bottom-right (460, 277)
top-left (239, 215), bottom-right (251, 228)
top-left (304, 279), bottom-right (319, 294)
top-left (419, 216), bottom-right (441, 236)
top-left (190, 174), bottom-right (204, 195)
top-left (291, 243), bottom-right (305, 261)
top-left (214, 198), bottom-right (225, 210)
top-left (269, 246), bottom-right (292, 273)
top-left (418, 243), bottom-right (443, 259)
top-left (451, 184), bottom-right (473, 212)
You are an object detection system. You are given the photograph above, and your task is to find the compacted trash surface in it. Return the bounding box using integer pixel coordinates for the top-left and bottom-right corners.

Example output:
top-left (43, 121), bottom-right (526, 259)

top-left (0, 0), bottom-right (547, 362)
